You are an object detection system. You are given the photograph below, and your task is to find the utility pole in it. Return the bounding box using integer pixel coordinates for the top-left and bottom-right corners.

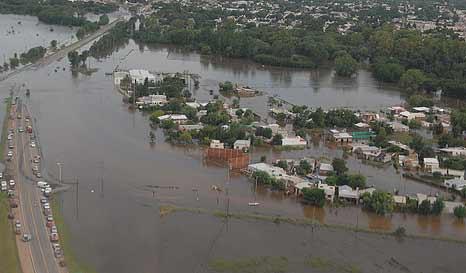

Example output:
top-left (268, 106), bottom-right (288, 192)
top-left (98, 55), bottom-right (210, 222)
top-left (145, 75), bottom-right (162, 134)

top-left (56, 162), bottom-right (63, 183)
top-left (75, 178), bottom-right (79, 220)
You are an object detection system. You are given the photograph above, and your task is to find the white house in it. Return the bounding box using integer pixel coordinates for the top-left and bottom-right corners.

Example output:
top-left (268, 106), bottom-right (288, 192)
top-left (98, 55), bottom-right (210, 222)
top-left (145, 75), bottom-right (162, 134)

top-left (281, 136), bottom-right (307, 146)
top-left (233, 139), bottom-right (251, 151)
top-left (318, 163), bottom-right (334, 176)
top-left (248, 163), bottom-right (286, 178)
top-left (129, 69), bottom-right (156, 84)
top-left (338, 185), bottom-right (359, 201)
top-left (423, 158), bottom-right (439, 173)
top-left (158, 114), bottom-right (188, 124)
top-left (136, 94), bottom-right (167, 107)
top-left (412, 107), bottom-right (430, 113)
top-left (210, 140), bottom-right (224, 149)
top-left (444, 178), bottom-right (466, 191)
top-left (439, 147), bottom-right (466, 157)
top-left (399, 111), bottom-right (425, 121)
top-left (318, 182), bottom-right (335, 201)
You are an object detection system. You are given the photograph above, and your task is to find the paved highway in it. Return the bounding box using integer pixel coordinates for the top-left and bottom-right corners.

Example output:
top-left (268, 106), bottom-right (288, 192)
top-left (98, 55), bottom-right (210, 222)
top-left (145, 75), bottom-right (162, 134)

top-left (10, 99), bottom-right (65, 273)
top-left (0, 18), bottom-right (123, 82)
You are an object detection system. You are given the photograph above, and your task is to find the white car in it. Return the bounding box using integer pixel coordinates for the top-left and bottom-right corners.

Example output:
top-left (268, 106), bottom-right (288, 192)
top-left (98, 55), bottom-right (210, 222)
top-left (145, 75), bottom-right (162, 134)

top-left (1, 181), bottom-right (7, 191)
top-left (43, 203), bottom-right (50, 210)
top-left (7, 151), bottom-right (13, 157)
top-left (9, 180), bottom-right (15, 187)
top-left (37, 181), bottom-right (48, 188)
top-left (36, 172), bottom-right (42, 178)
top-left (7, 134), bottom-right (12, 140)
top-left (30, 142), bottom-right (36, 148)
top-left (50, 226), bottom-right (57, 233)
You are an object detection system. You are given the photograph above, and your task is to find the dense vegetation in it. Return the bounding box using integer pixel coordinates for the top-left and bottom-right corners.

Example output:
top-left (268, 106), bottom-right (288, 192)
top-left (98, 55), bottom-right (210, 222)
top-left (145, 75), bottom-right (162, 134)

top-left (123, 2), bottom-right (466, 98)
top-left (0, 0), bottom-right (117, 26)
top-left (89, 21), bottom-right (131, 59)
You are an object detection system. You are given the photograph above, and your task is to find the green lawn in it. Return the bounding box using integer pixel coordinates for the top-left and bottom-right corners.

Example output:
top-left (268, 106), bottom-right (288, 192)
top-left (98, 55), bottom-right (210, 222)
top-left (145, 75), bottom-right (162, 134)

top-left (0, 193), bottom-right (22, 273)
top-left (51, 198), bottom-right (96, 273)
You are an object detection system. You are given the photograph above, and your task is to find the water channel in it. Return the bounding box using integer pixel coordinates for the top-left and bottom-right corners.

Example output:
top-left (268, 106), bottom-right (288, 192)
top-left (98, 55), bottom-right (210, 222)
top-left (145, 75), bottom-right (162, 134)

top-left (1, 14), bottom-right (465, 273)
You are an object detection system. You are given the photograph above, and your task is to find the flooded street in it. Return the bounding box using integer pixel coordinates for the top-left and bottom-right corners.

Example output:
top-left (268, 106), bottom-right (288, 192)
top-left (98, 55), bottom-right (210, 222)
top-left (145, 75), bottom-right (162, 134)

top-left (1, 14), bottom-right (465, 273)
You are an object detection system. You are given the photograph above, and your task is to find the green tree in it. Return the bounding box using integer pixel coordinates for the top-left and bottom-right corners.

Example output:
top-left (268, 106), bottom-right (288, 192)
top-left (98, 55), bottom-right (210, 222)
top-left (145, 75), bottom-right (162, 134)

top-left (271, 134), bottom-right (283, 145)
top-left (98, 14), bottom-right (109, 25)
top-left (374, 127), bottom-right (388, 147)
top-left (431, 198), bottom-right (444, 215)
top-left (454, 206), bottom-right (466, 219)
top-left (332, 158), bottom-right (348, 175)
top-left (296, 160), bottom-right (312, 175)
top-left (276, 160), bottom-right (288, 170)
top-left (361, 191), bottom-right (394, 215)
top-left (50, 40), bottom-right (57, 48)
top-left (160, 119), bottom-right (175, 130)
top-left (302, 188), bottom-right (326, 207)
top-left (347, 174), bottom-right (366, 189)
top-left (335, 53), bottom-right (358, 77)
top-left (451, 109), bottom-right (466, 136)
top-left (400, 69), bottom-right (427, 93)
top-left (407, 94), bottom-right (434, 107)
top-left (219, 81), bottom-right (234, 93)
top-left (67, 50), bottom-right (80, 68)
top-left (418, 200), bottom-right (431, 215)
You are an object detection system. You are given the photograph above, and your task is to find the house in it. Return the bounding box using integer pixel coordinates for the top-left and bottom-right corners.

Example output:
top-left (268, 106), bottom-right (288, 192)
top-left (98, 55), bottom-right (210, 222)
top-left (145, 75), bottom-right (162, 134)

top-left (248, 163), bottom-right (286, 178)
top-left (329, 129), bottom-right (352, 143)
top-left (178, 124), bottom-right (204, 132)
top-left (360, 112), bottom-right (379, 123)
top-left (338, 185), bottom-right (359, 201)
top-left (129, 69), bottom-right (156, 84)
top-left (136, 94), bottom-right (167, 107)
top-left (444, 178), bottom-right (466, 191)
top-left (233, 139), bottom-right (251, 152)
top-left (354, 122), bottom-right (370, 130)
top-left (387, 121), bottom-right (409, 133)
top-left (318, 182), bottom-right (335, 201)
top-left (318, 163), bottom-right (334, 176)
top-left (294, 181), bottom-right (313, 195)
top-left (439, 147), bottom-right (466, 157)
top-left (185, 102), bottom-right (201, 109)
top-left (352, 131), bottom-right (376, 142)
top-left (281, 136), bottom-right (307, 146)
top-left (399, 111), bottom-right (426, 121)
top-left (158, 114), bottom-right (188, 124)
top-left (399, 152), bottom-right (419, 169)
top-left (388, 106), bottom-right (406, 114)
top-left (412, 107), bottom-right (430, 113)
top-left (444, 201), bottom-right (465, 214)
top-left (423, 158), bottom-right (439, 173)
top-left (210, 140), bottom-right (224, 149)
top-left (261, 124), bottom-right (280, 135)
top-left (393, 195), bottom-right (407, 206)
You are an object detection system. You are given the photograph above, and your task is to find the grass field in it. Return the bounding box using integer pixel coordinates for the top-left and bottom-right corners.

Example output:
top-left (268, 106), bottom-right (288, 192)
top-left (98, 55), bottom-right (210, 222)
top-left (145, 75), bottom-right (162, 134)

top-left (0, 193), bottom-right (22, 273)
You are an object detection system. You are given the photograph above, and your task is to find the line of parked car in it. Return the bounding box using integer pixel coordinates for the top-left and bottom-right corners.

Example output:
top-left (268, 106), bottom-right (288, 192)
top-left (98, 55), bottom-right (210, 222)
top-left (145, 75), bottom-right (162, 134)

top-left (38, 181), bottom-right (63, 260)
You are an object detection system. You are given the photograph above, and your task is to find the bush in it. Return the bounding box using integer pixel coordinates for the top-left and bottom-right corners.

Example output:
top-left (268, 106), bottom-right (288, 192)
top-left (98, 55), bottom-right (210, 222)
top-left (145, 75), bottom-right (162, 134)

top-left (454, 205), bottom-right (466, 219)
top-left (302, 188), bottom-right (326, 207)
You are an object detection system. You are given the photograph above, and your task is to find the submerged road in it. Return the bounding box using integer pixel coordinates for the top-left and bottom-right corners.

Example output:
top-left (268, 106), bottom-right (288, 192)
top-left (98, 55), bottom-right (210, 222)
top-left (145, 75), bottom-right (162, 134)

top-left (11, 99), bottom-right (65, 273)
top-left (0, 17), bottom-right (123, 82)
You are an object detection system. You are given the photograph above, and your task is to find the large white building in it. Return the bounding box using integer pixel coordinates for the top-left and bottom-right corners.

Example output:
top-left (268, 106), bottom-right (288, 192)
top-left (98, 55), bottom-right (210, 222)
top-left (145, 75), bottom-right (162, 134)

top-left (129, 69), bottom-right (156, 84)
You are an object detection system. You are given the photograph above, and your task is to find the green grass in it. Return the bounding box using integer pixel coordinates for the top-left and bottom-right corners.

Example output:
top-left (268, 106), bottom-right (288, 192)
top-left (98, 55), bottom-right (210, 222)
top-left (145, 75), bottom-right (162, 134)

top-left (0, 97), bottom-right (12, 160)
top-left (160, 204), bottom-right (466, 244)
top-left (51, 198), bottom-right (96, 273)
top-left (305, 256), bottom-right (361, 273)
top-left (208, 256), bottom-right (289, 273)
top-left (0, 193), bottom-right (22, 273)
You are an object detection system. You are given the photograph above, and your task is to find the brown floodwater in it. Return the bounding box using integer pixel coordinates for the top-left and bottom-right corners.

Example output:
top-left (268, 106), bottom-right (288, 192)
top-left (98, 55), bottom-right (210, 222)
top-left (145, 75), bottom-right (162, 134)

top-left (1, 15), bottom-right (465, 273)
